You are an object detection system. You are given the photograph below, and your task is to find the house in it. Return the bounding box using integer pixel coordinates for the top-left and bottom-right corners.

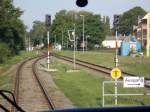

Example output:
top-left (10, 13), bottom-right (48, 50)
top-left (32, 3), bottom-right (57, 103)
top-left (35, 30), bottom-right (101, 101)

top-left (133, 11), bottom-right (150, 57)
top-left (134, 11), bottom-right (150, 49)
top-left (102, 36), bottom-right (124, 48)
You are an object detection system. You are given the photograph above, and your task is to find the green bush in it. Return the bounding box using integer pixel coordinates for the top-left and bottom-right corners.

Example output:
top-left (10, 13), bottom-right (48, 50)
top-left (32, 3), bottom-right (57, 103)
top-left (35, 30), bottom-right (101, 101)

top-left (0, 42), bottom-right (11, 63)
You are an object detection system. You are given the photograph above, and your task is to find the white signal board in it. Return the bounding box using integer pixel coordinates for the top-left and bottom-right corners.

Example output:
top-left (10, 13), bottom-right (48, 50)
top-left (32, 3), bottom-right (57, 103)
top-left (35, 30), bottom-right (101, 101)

top-left (123, 77), bottom-right (144, 88)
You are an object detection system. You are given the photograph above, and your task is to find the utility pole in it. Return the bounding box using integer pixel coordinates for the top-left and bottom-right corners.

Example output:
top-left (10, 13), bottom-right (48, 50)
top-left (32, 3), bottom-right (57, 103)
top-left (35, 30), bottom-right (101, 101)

top-left (80, 15), bottom-right (85, 53)
top-left (115, 31), bottom-right (118, 67)
top-left (55, 35), bottom-right (56, 46)
top-left (86, 36), bottom-right (87, 52)
top-left (86, 35), bottom-right (89, 53)
top-left (62, 31), bottom-right (64, 50)
top-left (28, 33), bottom-right (31, 51)
top-left (115, 30), bottom-right (118, 106)
top-left (113, 14), bottom-right (120, 106)
top-left (113, 14), bottom-right (120, 67)
top-left (47, 31), bottom-right (50, 69)
top-left (76, 36), bottom-right (78, 51)
top-left (45, 14), bottom-right (51, 70)
top-left (68, 24), bottom-right (76, 69)
top-left (73, 24), bottom-right (76, 69)
top-left (67, 35), bottom-right (69, 49)
top-left (147, 14), bottom-right (150, 57)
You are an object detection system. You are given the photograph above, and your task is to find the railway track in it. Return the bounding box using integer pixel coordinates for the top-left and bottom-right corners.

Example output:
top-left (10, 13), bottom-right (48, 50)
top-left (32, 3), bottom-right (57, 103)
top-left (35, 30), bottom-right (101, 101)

top-left (12, 56), bottom-right (55, 112)
top-left (53, 54), bottom-right (150, 88)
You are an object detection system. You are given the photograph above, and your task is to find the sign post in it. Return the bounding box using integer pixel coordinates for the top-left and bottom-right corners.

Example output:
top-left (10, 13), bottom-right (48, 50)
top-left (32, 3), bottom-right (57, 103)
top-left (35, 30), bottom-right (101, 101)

top-left (111, 68), bottom-right (121, 106)
top-left (115, 30), bottom-right (119, 106)
top-left (112, 14), bottom-right (120, 106)
top-left (111, 68), bottom-right (121, 79)
top-left (115, 31), bottom-right (118, 67)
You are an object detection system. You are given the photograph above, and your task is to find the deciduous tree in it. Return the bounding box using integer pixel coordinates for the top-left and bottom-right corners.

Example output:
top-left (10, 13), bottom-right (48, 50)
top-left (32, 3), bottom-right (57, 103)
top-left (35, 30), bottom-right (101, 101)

top-left (118, 7), bottom-right (146, 35)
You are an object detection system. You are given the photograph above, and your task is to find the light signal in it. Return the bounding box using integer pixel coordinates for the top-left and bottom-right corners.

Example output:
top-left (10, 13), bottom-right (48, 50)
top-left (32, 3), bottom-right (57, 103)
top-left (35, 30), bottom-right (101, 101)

top-left (45, 14), bottom-right (51, 30)
top-left (113, 15), bottom-right (121, 29)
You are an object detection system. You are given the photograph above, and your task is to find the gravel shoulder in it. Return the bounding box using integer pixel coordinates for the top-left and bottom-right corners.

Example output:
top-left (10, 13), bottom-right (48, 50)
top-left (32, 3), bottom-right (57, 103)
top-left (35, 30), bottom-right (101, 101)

top-left (0, 62), bottom-right (20, 112)
top-left (18, 58), bottom-right (49, 112)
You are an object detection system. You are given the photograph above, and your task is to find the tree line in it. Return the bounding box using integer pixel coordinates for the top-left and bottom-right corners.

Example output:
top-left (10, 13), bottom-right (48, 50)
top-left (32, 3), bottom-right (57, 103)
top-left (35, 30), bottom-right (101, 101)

top-left (0, 1), bottom-right (147, 64)
top-left (113, 6), bottom-right (146, 35)
top-left (0, 0), bottom-right (26, 63)
top-left (30, 7), bottom-right (146, 50)
top-left (30, 10), bottom-right (110, 49)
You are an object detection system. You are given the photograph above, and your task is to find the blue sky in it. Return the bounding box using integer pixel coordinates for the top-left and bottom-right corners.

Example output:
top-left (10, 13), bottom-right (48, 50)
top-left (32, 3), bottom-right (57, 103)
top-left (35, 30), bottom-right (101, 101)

top-left (14, 0), bottom-right (150, 31)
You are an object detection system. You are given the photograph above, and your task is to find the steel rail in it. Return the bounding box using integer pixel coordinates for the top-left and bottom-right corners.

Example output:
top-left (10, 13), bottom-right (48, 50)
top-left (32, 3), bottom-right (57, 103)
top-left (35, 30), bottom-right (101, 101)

top-left (32, 56), bottom-right (55, 110)
top-left (12, 58), bottom-right (33, 112)
top-left (12, 55), bottom-right (55, 112)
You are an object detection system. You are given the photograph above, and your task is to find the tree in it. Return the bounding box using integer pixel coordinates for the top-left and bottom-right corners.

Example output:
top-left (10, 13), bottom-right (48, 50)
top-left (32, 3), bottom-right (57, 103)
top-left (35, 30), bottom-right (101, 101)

top-left (51, 10), bottom-right (108, 49)
top-left (0, 42), bottom-right (11, 63)
top-left (118, 7), bottom-right (146, 35)
top-left (0, 0), bottom-right (26, 54)
top-left (30, 21), bottom-right (46, 46)
top-left (102, 16), bottom-right (111, 35)
top-left (79, 13), bottom-right (105, 48)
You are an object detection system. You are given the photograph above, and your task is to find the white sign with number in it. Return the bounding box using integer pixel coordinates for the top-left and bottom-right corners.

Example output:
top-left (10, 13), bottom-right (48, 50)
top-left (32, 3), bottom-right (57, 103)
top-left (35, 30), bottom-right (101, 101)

top-left (123, 77), bottom-right (144, 88)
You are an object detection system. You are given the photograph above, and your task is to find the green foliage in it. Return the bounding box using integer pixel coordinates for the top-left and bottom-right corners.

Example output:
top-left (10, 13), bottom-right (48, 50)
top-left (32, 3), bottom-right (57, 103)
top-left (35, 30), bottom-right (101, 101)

top-left (51, 10), bottom-right (109, 49)
top-left (30, 21), bottom-right (47, 46)
top-left (117, 7), bottom-right (146, 35)
top-left (0, 72), bottom-right (12, 91)
top-left (0, 51), bottom-right (37, 92)
top-left (0, 42), bottom-right (11, 63)
top-left (0, 0), bottom-right (26, 55)
top-left (102, 16), bottom-right (111, 35)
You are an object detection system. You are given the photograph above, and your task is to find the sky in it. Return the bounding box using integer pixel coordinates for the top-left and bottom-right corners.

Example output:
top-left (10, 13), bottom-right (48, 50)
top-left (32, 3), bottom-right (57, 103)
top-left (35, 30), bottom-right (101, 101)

top-left (14, 0), bottom-right (150, 31)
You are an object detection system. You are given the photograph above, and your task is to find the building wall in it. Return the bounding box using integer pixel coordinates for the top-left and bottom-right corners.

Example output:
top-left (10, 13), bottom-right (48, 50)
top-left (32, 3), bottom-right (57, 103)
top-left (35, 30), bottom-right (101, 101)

top-left (102, 40), bottom-right (122, 48)
top-left (135, 12), bottom-right (150, 49)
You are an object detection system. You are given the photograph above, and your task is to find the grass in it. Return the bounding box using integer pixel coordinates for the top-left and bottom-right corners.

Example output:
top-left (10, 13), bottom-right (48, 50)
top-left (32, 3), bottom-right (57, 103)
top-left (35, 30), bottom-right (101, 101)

top-left (0, 51), bottom-right (37, 91)
top-left (49, 60), bottom-right (103, 107)
top-left (49, 59), bottom-right (150, 107)
top-left (0, 51), bottom-right (37, 68)
top-left (0, 72), bottom-right (11, 90)
top-left (56, 50), bottom-right (150, 77)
